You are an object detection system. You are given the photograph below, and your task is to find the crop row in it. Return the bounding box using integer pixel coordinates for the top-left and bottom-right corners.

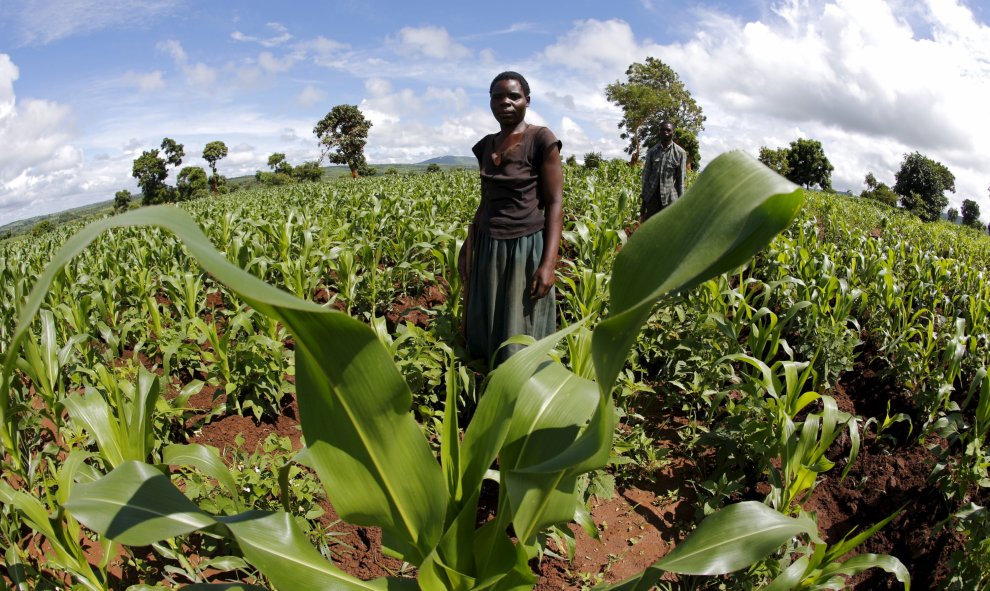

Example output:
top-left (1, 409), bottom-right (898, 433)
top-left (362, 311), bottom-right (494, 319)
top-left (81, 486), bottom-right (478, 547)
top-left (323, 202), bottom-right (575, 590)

top-left (0, 156), bottom-right (987, 588)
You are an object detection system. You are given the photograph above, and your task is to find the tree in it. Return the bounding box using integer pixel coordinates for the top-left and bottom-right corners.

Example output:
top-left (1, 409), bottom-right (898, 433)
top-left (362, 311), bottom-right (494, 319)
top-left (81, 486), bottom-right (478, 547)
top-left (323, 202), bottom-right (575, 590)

top-left (583, 152), bottom-right (603, 170)
top-left (758, 147), bottom-right (791, 177)
top-left (267, 153), bottom-right (292, 175)
top-left (176, 166), bottom-right (209, 201)
top-left (785, 138), bottom-right (833, 191)
top-left (893, 152), bottom-right (955, 222)
top-left (565, 154), bottom-right (577, 167)
top-left (114, 189), bottom-right (133, 212)
top-left (292, 160), bottom-right (323, 182)
top-left (605, 57), bottom-right (705, 165)
top-left (132, 138), bottom-right (185, 205)
top-left (425, 163), bottom-right (442, 174)
top-left (861, 172), bottom-right (898, 207)
top-left (961, 199), bottom-right (981, 228)
top-left (255, 170), bottom-right (293, 186)
top-left (202, 141), bottom-right (228, 194)
top-left (31, 220), bottom-right (53, 236)
top-left (946, 207), bottom-right (959, 223)
top-left (132, 149), bottom-right (169, 205)
top-left (160, 137), bottom-right (184, 168)
top-left (674, 128), bottom-right (701, 170)
top-left (313, 105), bottom-right (373, 178)
top-left (357, 161), bottom-right (377, 177)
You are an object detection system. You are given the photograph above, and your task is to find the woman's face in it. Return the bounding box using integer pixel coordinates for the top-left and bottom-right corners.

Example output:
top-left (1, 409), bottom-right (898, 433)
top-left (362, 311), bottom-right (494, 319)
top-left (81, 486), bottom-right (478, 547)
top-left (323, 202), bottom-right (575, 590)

top-left (490, 79), bottom-right (529, 128)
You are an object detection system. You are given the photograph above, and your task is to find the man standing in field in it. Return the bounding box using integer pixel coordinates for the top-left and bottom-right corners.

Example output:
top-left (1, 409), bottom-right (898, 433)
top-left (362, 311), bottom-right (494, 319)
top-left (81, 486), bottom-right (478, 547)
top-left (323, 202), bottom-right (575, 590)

top-left (639, 121), bottom-right (688, 222)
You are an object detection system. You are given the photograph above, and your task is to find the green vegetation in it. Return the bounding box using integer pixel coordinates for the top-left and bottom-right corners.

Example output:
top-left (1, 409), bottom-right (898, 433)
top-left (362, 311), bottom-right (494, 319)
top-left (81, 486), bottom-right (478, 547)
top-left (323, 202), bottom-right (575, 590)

top-left (314, 104), bottom-right (373, 178)
top-left (862, 171), bottom-right (899, 207)
top-left (605, 57), bottom-right (705, 166)
top-left (894, 151), bottom-right (956, 222)
top-left (962, 198), bottom-right (981, 228)
top-left (759, 138), bottom-right (833, 191)
top-left (9, 154), bottom-right (988, 588)
top-left (203, 140), bottom-right (229, 195)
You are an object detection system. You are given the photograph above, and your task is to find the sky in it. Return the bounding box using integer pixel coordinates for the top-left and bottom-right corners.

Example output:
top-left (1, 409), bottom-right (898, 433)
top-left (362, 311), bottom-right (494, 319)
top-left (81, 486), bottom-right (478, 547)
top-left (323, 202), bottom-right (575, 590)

top-left (0, 0), bottom-right (989, 226)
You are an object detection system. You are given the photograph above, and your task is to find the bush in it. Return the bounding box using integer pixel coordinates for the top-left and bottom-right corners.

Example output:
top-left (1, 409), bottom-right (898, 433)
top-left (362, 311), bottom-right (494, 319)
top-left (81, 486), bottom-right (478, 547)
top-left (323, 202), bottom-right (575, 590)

top-left (583, 152), bottom-right (604, 169)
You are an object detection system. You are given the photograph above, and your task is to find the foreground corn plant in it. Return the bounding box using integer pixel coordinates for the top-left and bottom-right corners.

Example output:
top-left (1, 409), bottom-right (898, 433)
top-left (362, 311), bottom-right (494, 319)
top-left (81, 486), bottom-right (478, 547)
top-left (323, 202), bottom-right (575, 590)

top-left (3, 152), bottom-right (814, 590)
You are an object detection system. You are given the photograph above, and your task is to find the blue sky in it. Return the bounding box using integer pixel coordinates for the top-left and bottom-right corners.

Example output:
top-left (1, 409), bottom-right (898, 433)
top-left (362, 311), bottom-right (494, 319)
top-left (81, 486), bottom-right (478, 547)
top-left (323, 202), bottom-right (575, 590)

top-left (1, 0), bottom-right (988, 225)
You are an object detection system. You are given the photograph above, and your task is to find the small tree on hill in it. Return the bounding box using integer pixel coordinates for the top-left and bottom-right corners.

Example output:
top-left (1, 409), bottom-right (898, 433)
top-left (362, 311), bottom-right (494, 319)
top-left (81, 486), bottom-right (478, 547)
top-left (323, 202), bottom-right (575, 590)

top-left (132, 150), bottom-right (169, 205)
top-left (177, 166), bottom-right (209, 201)
top-left (785, 138), bottom-right (833, 191)
top-left (425, 163), bottom-right (441, 174)
top-left (946, 207), bottom-right (959, 223)
top-left (114, 190), bottom-right (133, 212)
top-left (605, 57), bottom-right (705, 165)
top-left (861, 172), bottom-right (899, 207)
top-left (961, 199), bottom-right (981, 228)
top-left (267, 153), bottom-right (293, 175)
top-left (894, 151), bottom-right (955, 222)
top-left (292, 161), bottom-right (323, 182)
top-left (583, 152), bottom-right (603, 170)
top-left (202, 141), bottom-right (228, 194)
top-left (31, 220), bottom-right (53, 236)
top-left (357, 161), bottom-right (377, 177)
top-left (132, 138), bottom-right (185, 205)
top-left (314, 105), bottom-right (372, 179)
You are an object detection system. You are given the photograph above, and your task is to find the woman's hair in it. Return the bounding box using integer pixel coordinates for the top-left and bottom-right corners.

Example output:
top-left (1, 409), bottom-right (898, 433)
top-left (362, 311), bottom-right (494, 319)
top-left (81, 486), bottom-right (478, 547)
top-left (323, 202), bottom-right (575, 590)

top-left (489, 71), bottom-right (530, 97)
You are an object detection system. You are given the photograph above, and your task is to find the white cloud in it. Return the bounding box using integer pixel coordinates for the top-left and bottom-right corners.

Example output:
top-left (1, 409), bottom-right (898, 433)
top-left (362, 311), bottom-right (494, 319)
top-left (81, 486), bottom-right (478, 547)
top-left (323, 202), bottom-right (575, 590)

top-left (297, 85), bottom-right (326, 108)
top-left (0, 54), bottom-right (86, 223)
top-left (231, 22), bottom-right (293, 47)
top-left (356, 80), bottom-right (487, 162)
top-left (2, 0), bottom-right (182, 45)
top-left (0, 55), bottom-right (16, 120)
top-left (300, 36), bottom-right (351, 68)
top-left (257, 50), bottom-right (303, 74)
top-left (157, 39), bottom-right (218, 91)
top-left (120, 70), bottom-right (166, 92)
top-left (541, 19), bottom-right (660, 81)
top-left (655, 0), bottom-right (990, 207)
top-left (391, 26), bottom-right (472, 60)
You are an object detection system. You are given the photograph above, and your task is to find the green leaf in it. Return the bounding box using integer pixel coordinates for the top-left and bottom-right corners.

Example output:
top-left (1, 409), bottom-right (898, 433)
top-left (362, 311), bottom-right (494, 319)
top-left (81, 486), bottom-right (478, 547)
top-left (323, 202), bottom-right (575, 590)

top-left (64, 461), bottom-right (215, 545)
top-left (163, 443), bottom-right (242, 510)
top-left (218, 511), bottom-right (415, 591)
top-left (63, 391), bottom-right (126, 468)
top-left (816, 553), bottom-right (910, 590)
top-left (5, 206), bottom-right (446, 563)
top-left (595, 502), bottom-right (818, 589)
top-left (500, 360), bottom-right (600, 544)
top-left (291, 314), bottom-right (445, 561)
top-left (593, 151), bottom-right (803, 392)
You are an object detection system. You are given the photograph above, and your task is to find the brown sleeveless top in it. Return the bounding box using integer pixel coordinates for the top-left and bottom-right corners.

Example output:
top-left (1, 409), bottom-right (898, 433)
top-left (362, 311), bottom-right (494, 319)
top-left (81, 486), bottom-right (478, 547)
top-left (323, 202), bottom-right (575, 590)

top-left (471, 125), bottom-right (562, 239)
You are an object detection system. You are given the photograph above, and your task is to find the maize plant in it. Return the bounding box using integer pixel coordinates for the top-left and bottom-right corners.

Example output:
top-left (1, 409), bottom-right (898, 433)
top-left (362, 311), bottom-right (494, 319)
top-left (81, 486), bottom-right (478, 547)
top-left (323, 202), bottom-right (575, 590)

top-left (0, 152), bottom-right (820, 590)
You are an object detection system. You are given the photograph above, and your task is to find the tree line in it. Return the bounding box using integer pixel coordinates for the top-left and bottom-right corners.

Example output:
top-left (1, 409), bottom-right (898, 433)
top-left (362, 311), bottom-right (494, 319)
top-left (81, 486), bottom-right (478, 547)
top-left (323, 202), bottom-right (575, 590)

top-left (115, 58), bottom-right (986, 233)
top-left (605, 57), bottom-right (986, 232)
top-left (117, 104), bottom-right (375, 211)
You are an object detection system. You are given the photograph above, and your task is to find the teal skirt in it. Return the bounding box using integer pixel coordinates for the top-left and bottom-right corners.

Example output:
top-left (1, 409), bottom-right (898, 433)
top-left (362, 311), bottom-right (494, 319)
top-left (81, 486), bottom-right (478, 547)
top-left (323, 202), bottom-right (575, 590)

top-left (466, 229), bottom-right (556, 368)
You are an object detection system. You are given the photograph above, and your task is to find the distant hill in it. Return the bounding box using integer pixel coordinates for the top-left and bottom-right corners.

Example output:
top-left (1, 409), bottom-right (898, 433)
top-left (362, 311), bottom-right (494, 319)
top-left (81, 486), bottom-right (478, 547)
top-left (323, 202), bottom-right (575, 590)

top-left (418, 155), bottom-right (475, 166)
top-left (0, 198), bottom-right (122, 236)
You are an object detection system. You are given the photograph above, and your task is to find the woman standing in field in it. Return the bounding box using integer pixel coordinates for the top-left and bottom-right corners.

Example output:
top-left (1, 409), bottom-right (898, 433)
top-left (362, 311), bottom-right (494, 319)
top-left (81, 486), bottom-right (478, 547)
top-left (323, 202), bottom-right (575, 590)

top-left (458, 71), bottom-right (564, 368)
